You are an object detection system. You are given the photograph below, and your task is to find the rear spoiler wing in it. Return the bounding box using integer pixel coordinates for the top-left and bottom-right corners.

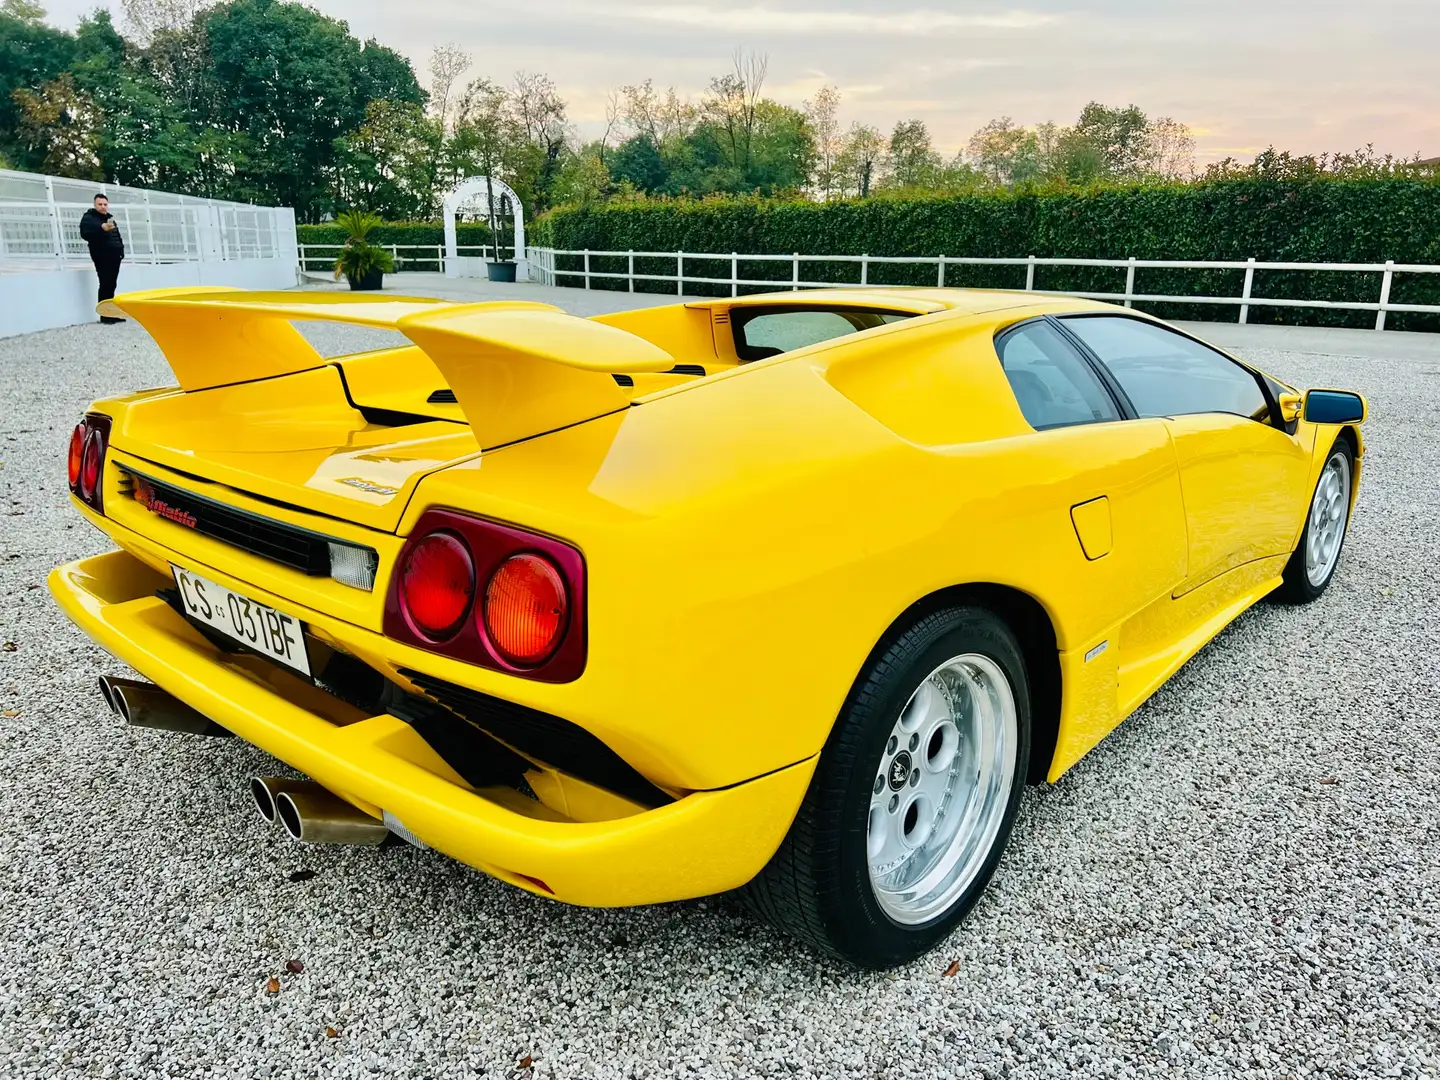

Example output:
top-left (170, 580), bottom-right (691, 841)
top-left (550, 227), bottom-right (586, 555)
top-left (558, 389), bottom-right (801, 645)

top-left (101, 288), bottom-right (676, 448)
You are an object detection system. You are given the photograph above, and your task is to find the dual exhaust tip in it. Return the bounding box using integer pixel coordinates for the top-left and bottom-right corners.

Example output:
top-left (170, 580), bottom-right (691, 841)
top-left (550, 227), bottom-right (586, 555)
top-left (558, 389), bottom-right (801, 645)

top-left (250, 776), bottom-right (390, 846)
top-left (99, 675), bottom-right (231, 737)
top-left (99, 675), bottom-right (391, 847)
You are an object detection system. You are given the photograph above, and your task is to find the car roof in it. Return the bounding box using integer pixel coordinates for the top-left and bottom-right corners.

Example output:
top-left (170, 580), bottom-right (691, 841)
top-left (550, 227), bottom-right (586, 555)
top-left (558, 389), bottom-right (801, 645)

top-left (685, 287), bottom-right (1115, 318)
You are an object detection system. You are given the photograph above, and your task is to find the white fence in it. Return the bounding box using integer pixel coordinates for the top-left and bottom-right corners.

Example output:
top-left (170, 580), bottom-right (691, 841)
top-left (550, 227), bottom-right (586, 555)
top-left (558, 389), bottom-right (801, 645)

top-left (298, 243), bottom-right (500, 275)
top-left (0, 169), bottom-right (299, 337)
top-left (526, 247), bottom-right (1440, 332)
top-left (0, 168), bottom-right (296, 270)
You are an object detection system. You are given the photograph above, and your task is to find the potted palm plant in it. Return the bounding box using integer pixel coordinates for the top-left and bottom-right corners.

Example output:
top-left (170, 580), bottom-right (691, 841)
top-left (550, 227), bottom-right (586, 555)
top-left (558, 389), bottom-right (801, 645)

top-left (332, 210), bottom-right (395, 291)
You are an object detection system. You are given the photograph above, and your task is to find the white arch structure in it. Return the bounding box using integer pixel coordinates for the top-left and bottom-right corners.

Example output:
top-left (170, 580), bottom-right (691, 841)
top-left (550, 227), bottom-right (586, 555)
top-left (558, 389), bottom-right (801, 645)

top-left (442, 176), bottom-right (526, 279)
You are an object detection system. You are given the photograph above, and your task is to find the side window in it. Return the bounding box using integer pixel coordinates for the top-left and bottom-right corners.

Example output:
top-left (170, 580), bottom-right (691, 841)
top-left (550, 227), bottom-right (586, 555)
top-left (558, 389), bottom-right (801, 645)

top-left (995, 319), bottom-right (1122, 430)
top-left (733, 308), bottom-right (913, 361)
top-left (1062, 316), bottom-right (1270, 421)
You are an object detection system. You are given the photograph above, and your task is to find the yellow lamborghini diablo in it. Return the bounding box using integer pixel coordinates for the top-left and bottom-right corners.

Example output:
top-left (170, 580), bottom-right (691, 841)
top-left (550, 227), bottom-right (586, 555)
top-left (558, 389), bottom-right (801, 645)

top-left (50, 285), bottom-right (1366, 967)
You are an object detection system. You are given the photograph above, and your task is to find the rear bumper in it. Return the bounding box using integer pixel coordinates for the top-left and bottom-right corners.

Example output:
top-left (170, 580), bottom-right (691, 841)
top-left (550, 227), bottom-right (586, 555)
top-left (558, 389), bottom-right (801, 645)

top-left (49, 548), bottom-right (816, 907)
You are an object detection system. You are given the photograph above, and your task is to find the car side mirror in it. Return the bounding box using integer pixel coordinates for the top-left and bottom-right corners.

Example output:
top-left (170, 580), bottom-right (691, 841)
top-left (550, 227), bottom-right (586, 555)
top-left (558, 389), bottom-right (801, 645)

top-left (1303, 389), bottom-right (1367, 425)
top-left (1277, 392), bottom-right (1302, 424)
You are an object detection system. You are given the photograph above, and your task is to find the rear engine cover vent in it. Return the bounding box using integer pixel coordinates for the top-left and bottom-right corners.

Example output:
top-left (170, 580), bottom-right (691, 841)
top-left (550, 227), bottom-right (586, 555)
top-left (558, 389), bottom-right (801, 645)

top-left (668, 364), bottom-right (707, 376)
top-left (427, 388), bottom-right (458, 404)
top-left (611, 373), bottom-right (635, 387)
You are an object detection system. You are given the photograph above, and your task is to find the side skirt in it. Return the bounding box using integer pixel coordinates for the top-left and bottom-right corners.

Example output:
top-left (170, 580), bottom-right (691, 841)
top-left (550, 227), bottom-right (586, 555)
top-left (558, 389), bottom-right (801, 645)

top-left (1047, 553), bottom-right (1288, 782)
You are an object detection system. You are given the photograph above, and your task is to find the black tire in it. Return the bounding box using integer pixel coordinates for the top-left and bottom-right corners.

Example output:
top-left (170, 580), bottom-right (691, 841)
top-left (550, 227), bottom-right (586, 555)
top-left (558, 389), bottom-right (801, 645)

top-left (744, 606), bottom-right (1031, 969)
top-left (1274, 437), bottom-right (1355, 605)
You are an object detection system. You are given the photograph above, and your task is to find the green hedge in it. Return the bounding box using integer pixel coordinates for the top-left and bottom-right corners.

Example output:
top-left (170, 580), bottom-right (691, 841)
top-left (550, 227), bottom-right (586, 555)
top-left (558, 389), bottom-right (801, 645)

top-left (297, 221), bottom-right (497, 272)
top-left (532, 180), bottom-right (1440, 330)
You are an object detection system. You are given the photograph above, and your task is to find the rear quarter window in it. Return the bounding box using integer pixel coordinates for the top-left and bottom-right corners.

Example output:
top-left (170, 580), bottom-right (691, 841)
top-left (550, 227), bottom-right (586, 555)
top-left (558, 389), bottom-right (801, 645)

top-left (732, 307), bottom-right (914, 361)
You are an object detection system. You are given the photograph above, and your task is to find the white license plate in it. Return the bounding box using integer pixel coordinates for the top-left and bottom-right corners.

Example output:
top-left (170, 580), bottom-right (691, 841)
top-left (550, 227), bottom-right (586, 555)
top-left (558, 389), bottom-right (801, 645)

top-left (170, 565), bottom-right (311, 676)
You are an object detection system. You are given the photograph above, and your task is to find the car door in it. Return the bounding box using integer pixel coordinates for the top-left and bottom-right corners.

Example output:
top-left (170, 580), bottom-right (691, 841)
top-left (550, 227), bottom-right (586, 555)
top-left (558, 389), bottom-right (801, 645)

top-left (1059, 314), bottom-right (1312, 593)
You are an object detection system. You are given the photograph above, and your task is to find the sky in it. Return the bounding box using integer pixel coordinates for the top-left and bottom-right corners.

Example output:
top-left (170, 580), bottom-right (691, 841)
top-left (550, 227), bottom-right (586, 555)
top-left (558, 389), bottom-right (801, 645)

top-left (44, 0), bottom-right (1440, 164)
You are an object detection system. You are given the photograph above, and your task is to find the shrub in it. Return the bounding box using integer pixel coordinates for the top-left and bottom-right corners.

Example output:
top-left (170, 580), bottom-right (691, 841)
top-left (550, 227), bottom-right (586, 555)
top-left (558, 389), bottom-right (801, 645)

top-left (531, 179), bottom-right (1440, 330)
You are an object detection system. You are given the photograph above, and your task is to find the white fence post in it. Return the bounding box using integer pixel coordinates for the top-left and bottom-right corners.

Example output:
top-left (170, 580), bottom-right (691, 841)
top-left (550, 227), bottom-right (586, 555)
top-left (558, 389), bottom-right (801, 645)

top-left (731, 251), bottom-right (739, 297)
top-left (1239, 257), bottom-right (1256, 324)
top-left (1025, 255), bottom-right (1036, 291)
top-left (676, 251), bottom-right (683, 295)
top-left (628, 249), bottom-right (635, 293)
top-left (1376, 260), bottom-right (1395, 331)
top-left (583, 248), bottom-right (591, 289)
top-left (1124, 257), bottom-right (1136, 308)
top-left (936, 255), bottom-right (945, 287)
top-left (860, 253), bottom-right (869, 286)
top-left (44, 176), bottom-right (64, 266)
top-left (792, 252), bottom-right (800, 290)
top-left (143, 191), bottom-right (157, 264)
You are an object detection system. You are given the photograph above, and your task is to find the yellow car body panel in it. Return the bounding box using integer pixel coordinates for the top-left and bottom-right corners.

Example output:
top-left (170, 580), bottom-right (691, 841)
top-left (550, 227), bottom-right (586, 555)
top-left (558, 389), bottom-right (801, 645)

top-left (51, 285), bottom-right (1365, 906)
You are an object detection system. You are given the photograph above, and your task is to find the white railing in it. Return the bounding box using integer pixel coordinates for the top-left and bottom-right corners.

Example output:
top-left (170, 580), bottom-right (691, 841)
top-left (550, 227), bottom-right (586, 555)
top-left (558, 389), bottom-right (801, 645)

top-left (297, 243), bottom-right (500, 274)
top-left (526, 247), bottom-right (1440, 332)
top-left (0, 168), bottom-right (296, 270)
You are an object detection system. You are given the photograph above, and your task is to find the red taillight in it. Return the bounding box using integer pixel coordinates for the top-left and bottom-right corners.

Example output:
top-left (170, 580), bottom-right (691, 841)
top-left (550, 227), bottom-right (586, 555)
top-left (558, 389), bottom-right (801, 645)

top-left (383, 510), bottom-right (586, 683)
top-left (398, 532), bottom-right (474, 639)
top-left (483, 554), bottom-right (567, 665)
top-left (67, 413), bottom-right (111, 514)
top-left (79, 430), bottom-right (104, 499)
top-left (67, 425), bottom-right (85, 486)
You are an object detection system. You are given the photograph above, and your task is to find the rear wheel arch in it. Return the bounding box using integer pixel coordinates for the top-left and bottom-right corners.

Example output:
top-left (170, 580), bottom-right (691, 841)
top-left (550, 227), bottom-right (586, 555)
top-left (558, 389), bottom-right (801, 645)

top-left (861, 583), bottom-right (1062, 785)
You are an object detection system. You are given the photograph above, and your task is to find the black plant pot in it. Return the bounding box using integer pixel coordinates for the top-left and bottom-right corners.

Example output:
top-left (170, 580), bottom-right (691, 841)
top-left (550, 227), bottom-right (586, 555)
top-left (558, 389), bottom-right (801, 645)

top-left (347, 268), bottom-right (384, 291)
top-left (486, 261), bottom-right (517, 283)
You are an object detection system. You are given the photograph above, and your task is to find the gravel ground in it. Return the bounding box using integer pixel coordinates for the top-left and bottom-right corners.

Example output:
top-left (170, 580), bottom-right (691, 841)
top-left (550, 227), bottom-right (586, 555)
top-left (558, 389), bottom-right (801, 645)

top-left (1, 296), bottom-right (1437, 1079)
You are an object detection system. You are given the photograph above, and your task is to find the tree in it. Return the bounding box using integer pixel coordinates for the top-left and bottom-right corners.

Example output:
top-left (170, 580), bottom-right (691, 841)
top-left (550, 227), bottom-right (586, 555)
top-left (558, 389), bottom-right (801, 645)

top-left (746, 99), bottom-right (813, 194)
top-left (698, 49), bottom-right (769, 179)
top-left (803, 84), bottom-right (841, 199)
top-left (449, 76), bottom-right (519, 252)
top-left (198, 0), bottom-right (424, 219)
top-left (885, 118), bottom-right (940, 189)
top-left (0, 0), bottom-right (79, 168)
top-left (1072, 101), bottom-right (1151, 180)
top-left (551, 142), bottom-right (610, 205)
top-left (120, 0), bottom-right (211, 44)
top-left (609, 133), bottom-right (668, 192)
top-left (427, 44), bottom-right (469, 131)
top-left (13, 72), bottom-right (102, 177)
top-left (967, 116), bottom-right (1044, 185)
top-left (835, 122), bottom-right (884, 197)
top-left (334, 98), bottom-right (442, 218)
top-left (1145, 116), bottom-right (1195, 179)
top-left (508, 70), bottom-right (568, 211)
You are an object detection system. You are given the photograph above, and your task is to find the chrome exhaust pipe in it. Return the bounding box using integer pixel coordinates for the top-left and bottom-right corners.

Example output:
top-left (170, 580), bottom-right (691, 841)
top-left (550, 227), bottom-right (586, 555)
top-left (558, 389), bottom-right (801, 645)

top-left (100, 676), bottom-right (231, 737)
top-left (274, 783), bottom-right (389, 846)
top-left (97, 676), bottom-right (119, 716)
top-left (249, 776), bottom-right (319, 825)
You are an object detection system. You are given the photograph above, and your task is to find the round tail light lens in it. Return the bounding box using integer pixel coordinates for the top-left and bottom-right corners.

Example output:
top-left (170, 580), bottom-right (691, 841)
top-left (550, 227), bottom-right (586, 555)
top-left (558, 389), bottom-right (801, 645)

top-left (483, 553), bottom-right (567, 665)
top-left (79, 430), bottom-right (104, 499)
top-left (398, 532), bottom-right (474, 639)
top-left (68, 424), bottom-right (86, 487)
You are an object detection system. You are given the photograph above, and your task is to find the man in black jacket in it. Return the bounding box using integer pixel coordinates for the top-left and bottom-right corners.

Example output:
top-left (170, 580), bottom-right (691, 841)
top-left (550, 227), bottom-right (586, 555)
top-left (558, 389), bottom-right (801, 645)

top-left (79, 193), bottom-right (126, 324)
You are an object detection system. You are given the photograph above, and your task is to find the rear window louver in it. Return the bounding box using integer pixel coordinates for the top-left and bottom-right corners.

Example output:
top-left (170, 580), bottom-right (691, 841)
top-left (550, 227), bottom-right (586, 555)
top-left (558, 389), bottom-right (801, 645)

top-left (426, 388), bottom-right (457, 404)
top-left (668, 364), bottom-right (706, 376)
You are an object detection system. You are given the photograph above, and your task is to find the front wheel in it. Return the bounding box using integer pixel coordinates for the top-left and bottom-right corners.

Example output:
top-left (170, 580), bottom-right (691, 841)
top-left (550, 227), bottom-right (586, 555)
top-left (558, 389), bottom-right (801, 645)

top-left (745, 607), bottom-right (1030, 968)
top-left (1275, 438), bottom-right (1354, 604)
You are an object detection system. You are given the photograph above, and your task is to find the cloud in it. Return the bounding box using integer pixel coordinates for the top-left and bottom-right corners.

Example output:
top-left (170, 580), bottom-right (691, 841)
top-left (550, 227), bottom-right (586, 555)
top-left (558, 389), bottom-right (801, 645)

top-left (555, 3), bottom-right (1058, 36)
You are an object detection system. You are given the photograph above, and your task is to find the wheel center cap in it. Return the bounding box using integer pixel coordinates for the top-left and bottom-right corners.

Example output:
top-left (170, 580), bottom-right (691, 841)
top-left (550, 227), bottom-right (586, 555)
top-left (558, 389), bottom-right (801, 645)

top-left (888, 750), bottom-right (913, 791)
